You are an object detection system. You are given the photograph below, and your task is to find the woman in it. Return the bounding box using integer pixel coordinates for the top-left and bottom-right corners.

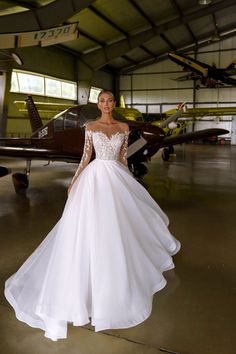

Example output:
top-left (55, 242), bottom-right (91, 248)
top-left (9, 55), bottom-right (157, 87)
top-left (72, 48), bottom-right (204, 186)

top-left (5, 90), bottom-right (180, 341)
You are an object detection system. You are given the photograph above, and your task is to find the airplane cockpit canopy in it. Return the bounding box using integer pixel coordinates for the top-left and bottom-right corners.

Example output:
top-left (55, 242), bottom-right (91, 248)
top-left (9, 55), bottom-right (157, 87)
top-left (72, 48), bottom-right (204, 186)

top-left (77, 104), bottom-right (101, 127)
top-left (52, 103), bottom-right (131, 132)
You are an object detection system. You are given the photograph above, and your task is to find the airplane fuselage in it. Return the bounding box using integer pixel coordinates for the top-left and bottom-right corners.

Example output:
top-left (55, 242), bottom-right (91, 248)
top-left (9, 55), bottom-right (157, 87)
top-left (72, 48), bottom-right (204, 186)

top-left (31, 104), bottom-right (166, 163)
top-left (168, 53), bottom-right (236, 87)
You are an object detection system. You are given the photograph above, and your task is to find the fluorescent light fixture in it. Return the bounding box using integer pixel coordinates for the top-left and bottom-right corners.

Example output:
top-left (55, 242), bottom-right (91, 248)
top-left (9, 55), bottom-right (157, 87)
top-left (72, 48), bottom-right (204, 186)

top-left (0, 51), bottom-right (23, 66)
top-left (11, 53), bottom-right (23, 66)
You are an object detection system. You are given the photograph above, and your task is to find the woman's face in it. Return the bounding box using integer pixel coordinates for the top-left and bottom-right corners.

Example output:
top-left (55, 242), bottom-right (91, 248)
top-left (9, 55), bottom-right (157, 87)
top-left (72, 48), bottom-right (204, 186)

top-left (97, 93), bottom-right (116, 114)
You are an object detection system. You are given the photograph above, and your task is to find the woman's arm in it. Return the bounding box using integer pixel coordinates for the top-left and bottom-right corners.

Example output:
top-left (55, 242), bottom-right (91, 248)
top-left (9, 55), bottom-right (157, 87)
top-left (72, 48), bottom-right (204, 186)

top-left (68, 126), bottom-right (93, 194)
top-left (119, 126), bottom-right (129, 166)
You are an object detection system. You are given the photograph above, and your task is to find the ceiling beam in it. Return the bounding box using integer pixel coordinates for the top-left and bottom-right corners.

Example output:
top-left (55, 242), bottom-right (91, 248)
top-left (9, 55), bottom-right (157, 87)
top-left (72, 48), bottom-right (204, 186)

top-left (160, 33), bottom-right (176, 50)
top-left (5, 0), bottom-right (43, 28)
top-left (121, 55), bottom-right (138, 64)
top-left (120, 23), bottom-right (236, 73)
top-left (129, 0), bottom-right (155, 27)
top-left (0, 0), bottom-right (96, 33)
top-left (80, 0), bottom-right (236, 70)
top-left (170, 0), bottom-right (197, 43)
top-left (88, 4), bottom-right (128, 37)
top-left (140, 45), bottom-right (156, 57)
top-left (4, 0), bottom-right (38, 10)
top-left (79, 29), bottom-right (105, 47)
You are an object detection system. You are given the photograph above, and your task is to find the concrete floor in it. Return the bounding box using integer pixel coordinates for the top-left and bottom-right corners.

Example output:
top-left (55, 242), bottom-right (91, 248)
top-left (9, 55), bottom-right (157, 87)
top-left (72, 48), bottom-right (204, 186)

top-left (0, 144), bottom-right (236, 354)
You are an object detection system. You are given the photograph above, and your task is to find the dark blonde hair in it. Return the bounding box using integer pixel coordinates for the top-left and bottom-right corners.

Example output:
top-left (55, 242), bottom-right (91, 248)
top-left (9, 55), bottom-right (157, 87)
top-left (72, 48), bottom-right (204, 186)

top-left (97, 90), bottom-right (115, 102)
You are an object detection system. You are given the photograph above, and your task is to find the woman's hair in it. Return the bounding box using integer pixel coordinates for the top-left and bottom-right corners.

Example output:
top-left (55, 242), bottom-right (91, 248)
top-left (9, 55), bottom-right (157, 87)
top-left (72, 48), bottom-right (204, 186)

top-left (97, 90), bottom-right (115, 102)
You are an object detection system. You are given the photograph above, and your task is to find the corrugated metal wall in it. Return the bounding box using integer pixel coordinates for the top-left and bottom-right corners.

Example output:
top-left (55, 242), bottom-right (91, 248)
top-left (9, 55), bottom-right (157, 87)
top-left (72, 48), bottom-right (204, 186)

top-left (120, 36), bottom-right (236, 139)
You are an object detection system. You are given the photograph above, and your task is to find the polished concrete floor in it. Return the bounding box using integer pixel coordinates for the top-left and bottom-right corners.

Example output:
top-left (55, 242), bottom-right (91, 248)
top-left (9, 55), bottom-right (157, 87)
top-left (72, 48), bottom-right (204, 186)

top-left (0, 144), bottom-right (236, 354)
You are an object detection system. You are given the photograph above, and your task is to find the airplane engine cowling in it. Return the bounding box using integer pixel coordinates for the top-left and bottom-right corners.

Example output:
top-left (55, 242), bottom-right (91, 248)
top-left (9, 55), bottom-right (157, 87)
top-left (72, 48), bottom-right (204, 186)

top-left (0, 166), bottom-right (11, 177)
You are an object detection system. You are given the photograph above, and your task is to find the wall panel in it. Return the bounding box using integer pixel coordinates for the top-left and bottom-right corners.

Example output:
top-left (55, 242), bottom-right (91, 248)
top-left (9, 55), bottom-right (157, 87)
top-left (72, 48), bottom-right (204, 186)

top-left (120, 34), bottom-right (236, 139)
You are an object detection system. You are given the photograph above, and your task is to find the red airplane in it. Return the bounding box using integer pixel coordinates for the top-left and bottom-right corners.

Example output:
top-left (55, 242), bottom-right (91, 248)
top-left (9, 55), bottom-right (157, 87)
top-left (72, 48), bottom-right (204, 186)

top-left (0, 96), bottom-right (228, 193)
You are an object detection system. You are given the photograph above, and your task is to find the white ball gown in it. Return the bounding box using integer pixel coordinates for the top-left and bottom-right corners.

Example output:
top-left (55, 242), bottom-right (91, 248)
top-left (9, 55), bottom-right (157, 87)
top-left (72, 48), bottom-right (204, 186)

top-left (5, 124), bottom-right (180, 341)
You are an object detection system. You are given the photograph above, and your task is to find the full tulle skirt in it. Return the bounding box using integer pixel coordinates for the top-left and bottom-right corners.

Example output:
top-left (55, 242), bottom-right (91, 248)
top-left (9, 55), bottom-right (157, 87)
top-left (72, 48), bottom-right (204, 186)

top-left (5, 159), bottom-right (180, 341)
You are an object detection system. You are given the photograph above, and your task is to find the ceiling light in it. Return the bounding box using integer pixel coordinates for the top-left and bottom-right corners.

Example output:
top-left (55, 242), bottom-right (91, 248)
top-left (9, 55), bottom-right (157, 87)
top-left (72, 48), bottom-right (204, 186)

top-left (0, 50), bottom-right (23, 66)
top-left (198, 0), bottom-right (212, 5)
top-left (11, 53), bottom-right (23, 66)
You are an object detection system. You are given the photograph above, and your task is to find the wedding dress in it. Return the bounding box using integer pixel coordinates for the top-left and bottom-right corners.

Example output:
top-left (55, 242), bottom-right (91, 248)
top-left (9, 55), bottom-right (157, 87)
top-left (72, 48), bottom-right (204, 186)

top-left (5, 121), bottom-right (180, 341)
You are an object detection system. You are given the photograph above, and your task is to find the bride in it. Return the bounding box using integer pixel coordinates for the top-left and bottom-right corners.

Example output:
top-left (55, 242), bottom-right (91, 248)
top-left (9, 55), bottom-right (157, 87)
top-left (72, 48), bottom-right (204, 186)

top-left (5, 90), bottom-right (180, 341)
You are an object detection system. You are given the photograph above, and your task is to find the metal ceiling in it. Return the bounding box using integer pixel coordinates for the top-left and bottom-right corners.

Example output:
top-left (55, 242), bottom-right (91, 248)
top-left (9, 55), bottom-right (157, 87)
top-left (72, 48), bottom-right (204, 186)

top-left (0, 0), bottom-right (236, 74)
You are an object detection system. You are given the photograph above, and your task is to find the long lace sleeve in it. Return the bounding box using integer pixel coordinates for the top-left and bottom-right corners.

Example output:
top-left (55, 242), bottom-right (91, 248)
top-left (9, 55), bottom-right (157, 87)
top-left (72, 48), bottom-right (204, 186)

top-left (70, 128), bottom-right (93, 186)
top-left (119, 130), bottom-right (129, 166)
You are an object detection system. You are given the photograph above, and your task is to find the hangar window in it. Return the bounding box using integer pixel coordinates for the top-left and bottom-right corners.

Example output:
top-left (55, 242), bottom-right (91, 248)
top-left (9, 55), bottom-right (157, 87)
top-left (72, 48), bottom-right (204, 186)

top-left (45, 78), bottom-right (61, 97)
top-left (11, 71), bottom-right (19, 92)
top-left (89, 86), bottom-right (102, 103)
top-left (62, 82), bottom-right (77, 100)
top-left (18, 72), bottom-right (44, 95)
top-left (10, 70), bottom-right (77, 100)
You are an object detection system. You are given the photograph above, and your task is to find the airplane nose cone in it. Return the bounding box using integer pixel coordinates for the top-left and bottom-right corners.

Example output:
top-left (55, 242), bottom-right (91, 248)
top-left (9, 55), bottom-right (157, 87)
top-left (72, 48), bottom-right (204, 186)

top-left (142, 124), bottom-right (165, 143)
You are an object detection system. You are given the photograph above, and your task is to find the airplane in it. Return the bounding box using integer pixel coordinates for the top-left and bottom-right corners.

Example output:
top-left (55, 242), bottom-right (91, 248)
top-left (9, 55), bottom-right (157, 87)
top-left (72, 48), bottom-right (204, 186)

top-left (168, 53), bottom-right (236, 88)
top-left (13, 98), bottom-right (186, 163)
top-left (0, 96), bottom-right (228, 193)
top-left (14, 99), bottom-right (144, 121)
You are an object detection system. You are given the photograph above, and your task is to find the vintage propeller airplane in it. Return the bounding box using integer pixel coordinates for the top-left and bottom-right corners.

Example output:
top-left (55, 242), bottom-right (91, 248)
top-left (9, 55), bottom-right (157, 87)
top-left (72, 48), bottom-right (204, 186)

top-left (168, 53), bottom-right (236, 88)
top-left (0, 96), bottom-right (228, 193)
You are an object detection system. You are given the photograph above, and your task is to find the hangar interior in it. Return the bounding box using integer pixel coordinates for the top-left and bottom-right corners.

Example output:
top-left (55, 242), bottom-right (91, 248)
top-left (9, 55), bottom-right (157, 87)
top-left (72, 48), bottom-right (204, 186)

top-left (0, 1), bottom-right (236, 354)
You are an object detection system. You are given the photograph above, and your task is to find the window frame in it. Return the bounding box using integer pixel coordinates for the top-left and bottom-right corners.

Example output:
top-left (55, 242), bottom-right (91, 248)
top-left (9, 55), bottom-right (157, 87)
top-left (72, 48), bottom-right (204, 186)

top-left (10, 69), bottom-right (77, 101)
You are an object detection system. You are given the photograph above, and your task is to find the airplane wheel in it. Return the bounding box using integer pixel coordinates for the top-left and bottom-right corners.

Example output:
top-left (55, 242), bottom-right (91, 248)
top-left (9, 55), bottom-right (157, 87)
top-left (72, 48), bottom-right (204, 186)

top-left (168, 145), bottom-right (174, 154)
top-left (0, 166), bottom-right (11, 177)
top-left (12, 173), bottom-right (29, 194)
top-left (162, 148), bottom-right (170, 161)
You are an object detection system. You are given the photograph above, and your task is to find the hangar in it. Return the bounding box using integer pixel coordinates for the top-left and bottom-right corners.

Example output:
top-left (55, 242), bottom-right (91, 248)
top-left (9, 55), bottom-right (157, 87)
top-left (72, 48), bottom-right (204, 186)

top-left (0, 1), bottom-right (235, 354)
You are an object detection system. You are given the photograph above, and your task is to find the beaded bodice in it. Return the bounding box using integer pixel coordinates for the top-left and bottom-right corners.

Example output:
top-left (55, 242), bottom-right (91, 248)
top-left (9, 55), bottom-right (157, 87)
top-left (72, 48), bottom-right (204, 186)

top-left (91, 131), bottom-right (126, 161)
top-left (70, 125), bottom-right (129, 182)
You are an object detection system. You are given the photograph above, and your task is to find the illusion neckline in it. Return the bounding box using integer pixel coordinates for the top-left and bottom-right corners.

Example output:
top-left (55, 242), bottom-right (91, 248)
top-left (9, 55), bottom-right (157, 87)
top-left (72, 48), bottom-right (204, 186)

top-left (97, 120), bottom-right (119, 126)
top-left (87, 130), bottom-right (127, 140)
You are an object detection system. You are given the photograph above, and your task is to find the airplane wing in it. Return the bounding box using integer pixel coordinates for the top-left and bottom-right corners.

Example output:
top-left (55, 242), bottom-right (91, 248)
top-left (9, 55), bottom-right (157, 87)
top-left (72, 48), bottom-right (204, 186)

top-left (14, 100), bottom-right (77, 119)
top-left (181, 106), bottom-right (236, 118)
top-left (172, 73), bottom-right (202, 82)
top-left (0, 146), bottom-right (80, 162)
top-left (160, 128), bottom-right (228, 147)
top-left (168, 53), bottom-right (209, 76)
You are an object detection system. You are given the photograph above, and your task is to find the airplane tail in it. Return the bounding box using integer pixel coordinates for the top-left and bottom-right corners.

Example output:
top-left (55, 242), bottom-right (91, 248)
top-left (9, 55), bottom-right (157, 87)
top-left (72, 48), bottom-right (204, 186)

top-left (25, 96), bottom-right (43, 133)
top-left (225, 63), bottom-right (235, 70)
top-left (120, 95), bottom-right (126, 108)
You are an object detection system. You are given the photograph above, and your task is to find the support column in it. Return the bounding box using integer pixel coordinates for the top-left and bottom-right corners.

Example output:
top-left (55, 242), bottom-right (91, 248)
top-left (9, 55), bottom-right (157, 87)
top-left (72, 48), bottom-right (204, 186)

top-left (231, 116), bottom-right (236, 145)
top-left (113, 72), bottom-right (120, 104)
top-left (0, 71), bottom-right (10, 138)
top-left (76, 60), bottom-right (94, 104)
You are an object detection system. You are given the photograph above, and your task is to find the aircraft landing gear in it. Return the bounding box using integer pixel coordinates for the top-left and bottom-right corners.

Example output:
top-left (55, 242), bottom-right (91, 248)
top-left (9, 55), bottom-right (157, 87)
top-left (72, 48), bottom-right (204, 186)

top-left (12, 160), bottom-right (31, 194)
top-left (162, 146), bottom-right (174, 161)
top-left (129, 162), bottom-right (148, 178)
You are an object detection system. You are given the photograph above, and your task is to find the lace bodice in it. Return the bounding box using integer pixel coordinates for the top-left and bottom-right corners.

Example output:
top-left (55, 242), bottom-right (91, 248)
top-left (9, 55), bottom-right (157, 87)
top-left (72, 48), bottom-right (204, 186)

top-left (92, 131), bottom-right (126, 160)
top-left (70, 123), bottom-right (129, 185)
